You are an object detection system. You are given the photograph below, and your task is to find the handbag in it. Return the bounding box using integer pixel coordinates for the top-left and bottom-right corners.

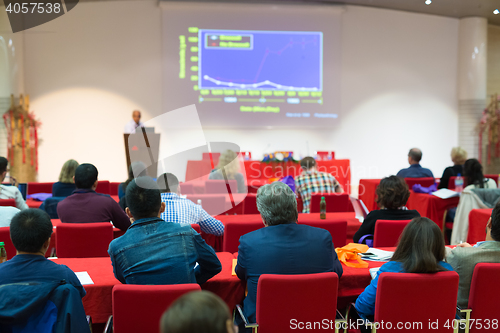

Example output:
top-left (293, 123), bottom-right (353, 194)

top-left (335, 243), bottom-right (369, 268)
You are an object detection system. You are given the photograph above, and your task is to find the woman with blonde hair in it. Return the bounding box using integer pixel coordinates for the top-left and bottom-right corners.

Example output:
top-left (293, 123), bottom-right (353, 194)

top-left (208, 150), bottom-right (245, 193)
top-left (52, 159), bottom-right (79, 197)
top-left (438, 147), bottom-right (468, 189)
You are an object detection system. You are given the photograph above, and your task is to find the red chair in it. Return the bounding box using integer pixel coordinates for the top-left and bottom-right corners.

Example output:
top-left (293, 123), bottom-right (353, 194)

top-left (310, 193), bottom-right (350, 213)
top-left (243, 193), bottom-right (259, 214)
top-left (0, 227), bottom-right (16, 260)
top-left (110, 284), bottom-right (201, 333)
top-left (298, 220), bottom-right (347, 248)
top-left (27, 182), bottom-right (54, 195)
top-left (0, 199), bottom-right (16, 207)
top-left (239, 273), bottom-right (341, 333)
top-left (190, 224), bottom-right (201, 234)
top-left (97, 180), bottom-right (110, 195)
top-left (460, 263), bottom-right (500, 333)
top-left (316, 151), bottom-right (334, 160)
top-left (179, 182), bottom-right (194, 194)
top-left (205, 180), bottom-right (238, 194)
top-left (222, 220), bottom-right (263, 253)
top-left (373, 220), bottom-right (412, 247)
top-left (484, 174), bottom-right (499, 184)
top-left (56, 223), bottom-right (113, 258)
top-left (186, 194), bottom-right (226, 216)
top-left (404, 177), bottom-right (435, 189)
top-left (368, 271), bottom-right (459, 332)
top-left (109, 182), bottom-right (121, 196)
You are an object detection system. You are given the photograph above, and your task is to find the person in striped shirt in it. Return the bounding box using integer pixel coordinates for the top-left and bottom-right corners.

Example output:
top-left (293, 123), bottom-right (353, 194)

top-left (156, 173), bottom-right (224, 236)
top-left (295, 156), bottom-right (343, 213)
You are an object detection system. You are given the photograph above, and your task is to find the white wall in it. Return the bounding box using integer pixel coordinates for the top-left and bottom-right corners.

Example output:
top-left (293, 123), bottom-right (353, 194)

top-left (22, 1), bottom-right (459, 193)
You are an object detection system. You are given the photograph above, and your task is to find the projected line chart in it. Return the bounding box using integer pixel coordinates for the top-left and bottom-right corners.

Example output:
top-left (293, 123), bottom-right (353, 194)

top-left (198, 30), bottom-right (323, 91)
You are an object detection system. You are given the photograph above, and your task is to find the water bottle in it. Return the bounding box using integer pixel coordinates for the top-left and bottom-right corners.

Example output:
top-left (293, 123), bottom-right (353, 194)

top-left (0, 242), bottom-right (7, 263)
top-left (320, 197), bottom-right (326, 219)
top-left (455, 174), bottom-right (464, 193)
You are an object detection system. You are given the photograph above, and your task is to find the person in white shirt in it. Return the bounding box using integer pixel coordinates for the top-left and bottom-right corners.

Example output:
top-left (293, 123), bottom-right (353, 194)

top-left (124, 110), bottom-right (144, 134)
top-left (0, 157), bottom-right (28, 210)
top-left (0, 206), bottom-right (21, 227)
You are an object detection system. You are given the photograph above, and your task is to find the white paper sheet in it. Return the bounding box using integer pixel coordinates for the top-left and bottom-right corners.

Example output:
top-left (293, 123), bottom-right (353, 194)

top-left (75, 271), bottom-right (94, 285)
top-left (431, 189), bottom-right (460, 199)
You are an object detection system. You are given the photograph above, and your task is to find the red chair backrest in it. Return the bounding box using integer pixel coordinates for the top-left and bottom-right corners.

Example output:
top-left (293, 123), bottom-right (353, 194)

top-left (373, 220), bottom-right (412, 248)
top-left (190, 224), bottom-right (201, 234)
top-left (448, 176), bottom-right (469, 190)
top-left (316, 151), bottom-right (334, 160)
top-left (27, 182), bottom-right (54, 195)
top-left (222, 220), bottom-right (263, 253)
top-left (56, 222), bottom-right (113, 258)
top-left (109, 182), bottom-right (121, 196)
top-left (310, 193), bottom-right (350, 213)
top-left (484, 174), bottom-right (499, 184)
top-left (374, 271), bottom-right (459, 332)
top-left (467, 263), bottom-right (500, 332)
top-left (243, 194), bottom-right (259, 214)
top-left (185, 194), bottom-right (226, 216)
top-left (0, 227), bottom-right (16, 260)
top-left (256, 273), bottom-right (339, 333)
top-left (112, 284), bottom-right (201, 333)
top-left (96, 181), bottom-right (110, 195)
top-left (179, 183), bottom-right (195, 195)
top-left (205, 180), bottom-right (238, 194)
top-left (404, 177), bottom-right (435, 189)
top-left (297, 220), bottom-right (347, 248)
top-left (0, 199), bottom-right (16, 207)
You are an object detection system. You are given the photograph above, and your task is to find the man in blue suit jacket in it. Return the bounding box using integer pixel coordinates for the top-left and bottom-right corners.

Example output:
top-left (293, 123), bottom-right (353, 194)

top-left (235, 181), bottom-right (343, 327)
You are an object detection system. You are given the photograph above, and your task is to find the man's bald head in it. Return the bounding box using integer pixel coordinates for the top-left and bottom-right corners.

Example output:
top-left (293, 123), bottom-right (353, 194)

top-left (132, 110), bottom-right (141, 124)
top-left (408, 148), bottom-right (422, 164)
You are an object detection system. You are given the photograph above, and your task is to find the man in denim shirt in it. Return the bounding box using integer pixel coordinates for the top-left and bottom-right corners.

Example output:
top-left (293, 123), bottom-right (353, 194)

top-left (108, 177), bottom-right (222, 285)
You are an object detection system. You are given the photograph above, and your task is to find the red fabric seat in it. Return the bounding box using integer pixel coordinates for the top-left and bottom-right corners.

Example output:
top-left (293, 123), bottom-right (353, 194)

top-left (190, 224), bottom-right (201, 234)
top-left (310, 193), bottom-right (350, 213)
top-left (223, 220), bottom-right (263, 253)
top-left (373, 271), bottom-right (459, 332)
top-left (466, 263), bottom-right (500, 333)
top-left (0, 199), bottom-right (16, 207)
top-left (27, 182), bottom-right (54, 194)
top-left (109, 182), bottom-right (121, 196)
top-left (179, 182), bottom-right (194, 194)
top-left (0, 227), bottom-right (16, 260)
top-left (298, 220), bottom-right (347, 248)
top-left (112, 284), bottom-right (201, 333)
top-left (56, 222), bottom-right (113, 258)
top-left (185, 194), bottom-right (226, 216)
top-left (256, 273), bottom-right (339, 333)
top-left (404, 177), bottom-right (435, 189)
top-left (205, 180), bottom-right (238, 194)
top-left (373, 220), bottom-right (411, 248)
top-left (96, 181), bottom-right (110, 195)
top-left (243, 194), bottom-right (259, 214)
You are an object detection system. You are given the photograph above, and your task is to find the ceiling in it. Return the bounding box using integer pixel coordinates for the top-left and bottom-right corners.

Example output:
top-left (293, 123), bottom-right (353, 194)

top-left (147, 0), bottom-right (500, 26)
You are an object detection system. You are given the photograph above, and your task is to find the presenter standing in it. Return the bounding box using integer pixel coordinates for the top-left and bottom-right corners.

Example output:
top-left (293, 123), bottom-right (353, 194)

top-left (124, 110), bottom-right (144, 133)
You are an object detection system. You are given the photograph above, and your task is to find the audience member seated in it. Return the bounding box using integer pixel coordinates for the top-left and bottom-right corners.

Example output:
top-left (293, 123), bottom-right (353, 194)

top-left (353, 175), bottom-right (420, 244)
top-left (450, 158), bottom-right (497, 244)
top-left (0, 206), bottom-right (20, 227)
top-left (235, 181), bottom-right (343, 328)
top-left (160, 291), bottom-right (236, 333)
top-left (295, 156), bottom-right (343, 213)
top-left (52, 159), bottom-right (79, 197)
top-left (108, 177), bottom-right (221, 285)
top-left (446, 201), bottom-right (500, 309)
top-left (355, 217), bottom-right (453, 320)
top-left (157, 173), bottom-right (224, 236)
top-left (0, 156), bottom-right (28, 210)
top-left (438, 147), bottom-right (467, 189)
top-left (57, 163), bottom-right (131, 231)
top-left (208, 150), bottom-right (246, 193)
top-left (396, 148), bottom-right (434, 178)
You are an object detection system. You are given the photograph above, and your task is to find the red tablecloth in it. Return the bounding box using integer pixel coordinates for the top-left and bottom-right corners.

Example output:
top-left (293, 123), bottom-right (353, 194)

top-left (406, 191), bottom-right (460, 230)
top-left (54, 252), bottom-right (244, 323)
top-left (358, 179), bottom-right (381, 211)
top-left (203, 213), bottom-right (362, 252)
top-left (467, 209), bottom-right (492, 244)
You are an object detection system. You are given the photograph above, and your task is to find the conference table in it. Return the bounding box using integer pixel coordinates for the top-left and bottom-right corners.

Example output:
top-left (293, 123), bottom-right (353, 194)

top-left (467, 209), bottom-right (492, 244)
top-left (52, 251), bottom-right (387, 324)
top-left (358, 179), bottom-right (460, 230)
top-left (205, 213), bottom-right (362, 252)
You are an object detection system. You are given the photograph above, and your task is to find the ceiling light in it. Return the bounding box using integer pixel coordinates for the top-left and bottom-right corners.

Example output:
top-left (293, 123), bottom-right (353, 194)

top-left (425, 0), bottom-right (432, 5)
top-left (494, 9), bottom-right (499, 15)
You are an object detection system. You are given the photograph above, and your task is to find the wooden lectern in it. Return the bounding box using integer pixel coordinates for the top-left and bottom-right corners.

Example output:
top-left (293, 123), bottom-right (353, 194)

top-left (124, 129), bottom-right (161, 178)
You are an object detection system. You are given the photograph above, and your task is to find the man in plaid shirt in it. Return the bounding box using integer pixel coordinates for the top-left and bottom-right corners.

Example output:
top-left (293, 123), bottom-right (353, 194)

top-left (156, 173), bottom-right (224, 236)
top-left (295, 157), bottom-right (343, 213)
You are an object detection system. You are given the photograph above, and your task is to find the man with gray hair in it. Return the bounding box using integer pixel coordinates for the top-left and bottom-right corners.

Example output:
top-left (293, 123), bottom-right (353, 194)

top-left (235, 181), bottom-right (343, 328)
top-left (397, 148), bottom-right (434, 178)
